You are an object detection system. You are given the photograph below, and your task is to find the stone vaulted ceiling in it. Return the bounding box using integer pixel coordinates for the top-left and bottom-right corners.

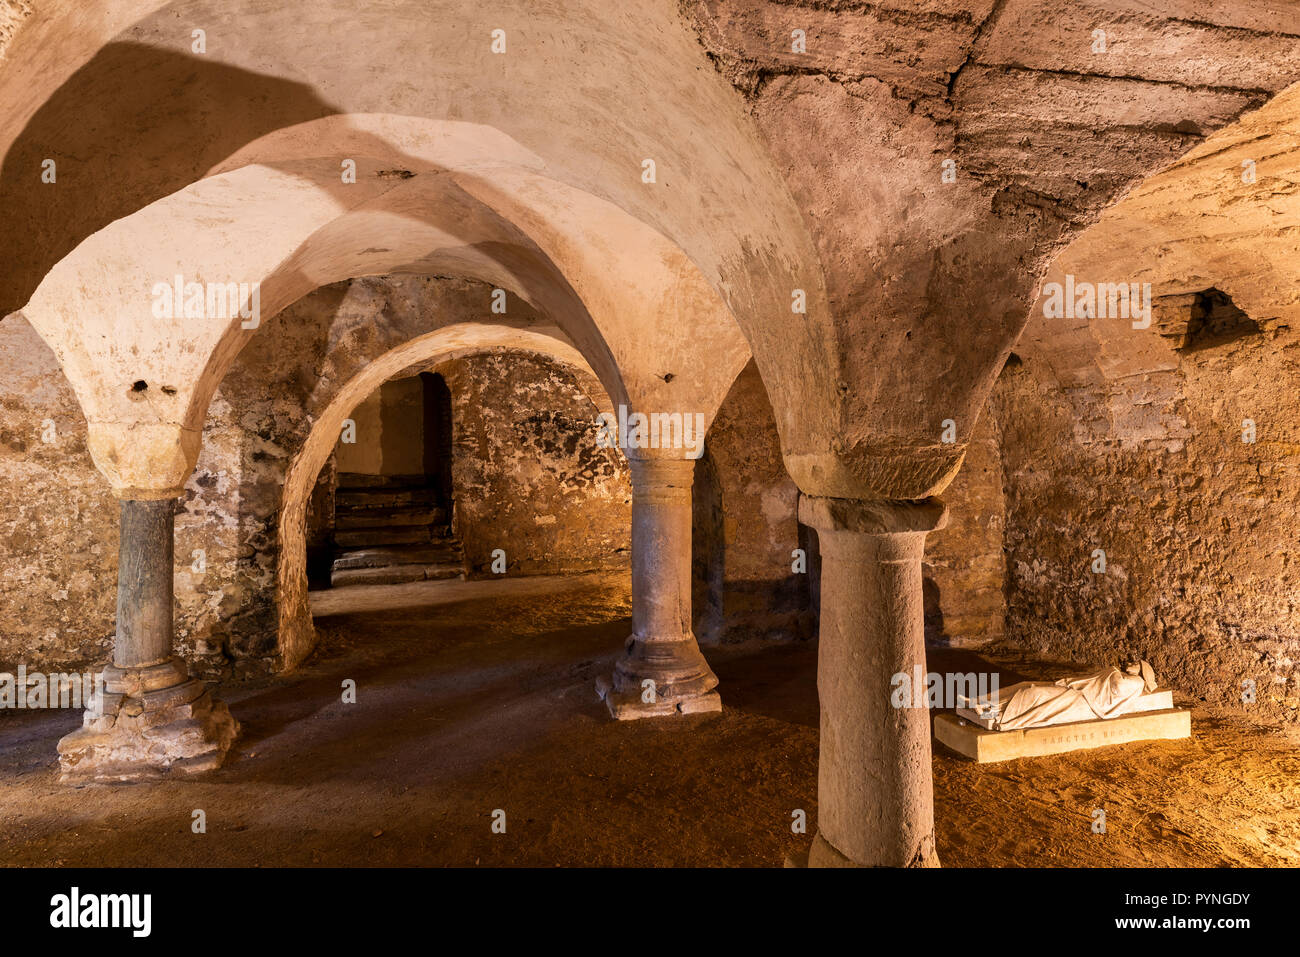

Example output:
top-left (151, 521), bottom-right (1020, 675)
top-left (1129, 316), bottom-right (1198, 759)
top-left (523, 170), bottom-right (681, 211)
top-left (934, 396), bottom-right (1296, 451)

top-left (688, 0), bottom-right (1300, 496)
top-left (0, 0), bottom-right (1296, 501)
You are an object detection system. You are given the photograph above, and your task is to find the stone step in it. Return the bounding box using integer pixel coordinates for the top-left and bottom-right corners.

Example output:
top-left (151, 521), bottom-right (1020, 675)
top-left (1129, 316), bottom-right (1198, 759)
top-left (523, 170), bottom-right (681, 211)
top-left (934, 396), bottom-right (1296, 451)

top-left (330, 563), bottom-right (467, 588)
top-left (333, 525), bottom-right (435, 548)
top-left (332, 543), bottom-right (465, 571)
top-left (334, 506), bottom-right (445, 529)
top-left (335, 487), bottom-right (442, 510)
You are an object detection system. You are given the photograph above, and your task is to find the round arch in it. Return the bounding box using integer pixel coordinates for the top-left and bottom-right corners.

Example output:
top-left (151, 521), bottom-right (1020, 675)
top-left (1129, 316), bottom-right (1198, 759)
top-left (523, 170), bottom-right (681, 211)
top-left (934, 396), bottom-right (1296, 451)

top-left (0, 0), bottom-right (827, 492)
top-left (16, 123), bottom-right (753, 499)
top-left (1015, 79), bottom-right (1300, 392)
top-left (276, 321), bottom-right (607, 669)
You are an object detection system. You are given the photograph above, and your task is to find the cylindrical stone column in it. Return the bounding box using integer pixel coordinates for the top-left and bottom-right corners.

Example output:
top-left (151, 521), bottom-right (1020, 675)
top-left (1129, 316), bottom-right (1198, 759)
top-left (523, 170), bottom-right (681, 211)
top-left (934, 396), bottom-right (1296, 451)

top-left (600, 451), bottom-right (719, 718)
top-left (57, 497), bottom-right (238, 783)
top-left (799, 494), bottom-right (948, 867)
top-left (114, 499), bottom-right (176, 669)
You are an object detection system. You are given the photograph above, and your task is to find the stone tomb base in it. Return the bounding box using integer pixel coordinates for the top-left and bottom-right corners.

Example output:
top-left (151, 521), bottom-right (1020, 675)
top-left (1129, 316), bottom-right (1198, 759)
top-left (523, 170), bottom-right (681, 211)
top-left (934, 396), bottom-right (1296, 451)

top-left (934, 708), bottom-right (1191, 763)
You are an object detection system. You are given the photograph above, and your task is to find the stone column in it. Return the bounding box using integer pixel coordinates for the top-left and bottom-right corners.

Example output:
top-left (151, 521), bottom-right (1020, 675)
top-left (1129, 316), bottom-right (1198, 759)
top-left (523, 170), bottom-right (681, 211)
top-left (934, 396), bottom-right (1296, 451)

top-left (598, 450), bottom-right (720, 719)
top-left (57, 499), bottom-right (238, 783)
top-left (799, 494), bottom-right (948, 867)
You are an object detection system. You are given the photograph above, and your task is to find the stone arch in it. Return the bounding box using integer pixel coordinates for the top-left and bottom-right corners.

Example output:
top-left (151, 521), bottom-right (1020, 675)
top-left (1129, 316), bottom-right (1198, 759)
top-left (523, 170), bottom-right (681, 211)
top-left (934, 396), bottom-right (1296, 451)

top-left (1015, 79), bottom-right (1300, 394)
top-left (692, 359), bottom-right (809, 644)
top-left (277, 321), bottom-right (608, 670)
top-left (15, 120), bottom-right (754, 499)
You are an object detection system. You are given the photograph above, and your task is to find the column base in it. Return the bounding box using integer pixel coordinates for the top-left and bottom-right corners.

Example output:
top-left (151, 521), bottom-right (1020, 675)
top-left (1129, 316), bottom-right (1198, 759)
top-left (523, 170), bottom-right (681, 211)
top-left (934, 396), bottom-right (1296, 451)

top-left (57, 661), bottom-right (238, 784)
top-left (806, 831), bottom-right (941, 868)
top-left (612, 633), bottom-right (720, 699)
top-left (595, 676), bottom-right (721, 720)
top-left (596, 633), bottom-right (722, 721)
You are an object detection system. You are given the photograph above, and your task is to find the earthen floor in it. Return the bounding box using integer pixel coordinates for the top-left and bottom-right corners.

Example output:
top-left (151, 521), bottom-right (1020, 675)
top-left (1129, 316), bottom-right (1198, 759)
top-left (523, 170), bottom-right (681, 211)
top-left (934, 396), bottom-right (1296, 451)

top-left (0, 574), bottom-right (1296, 867)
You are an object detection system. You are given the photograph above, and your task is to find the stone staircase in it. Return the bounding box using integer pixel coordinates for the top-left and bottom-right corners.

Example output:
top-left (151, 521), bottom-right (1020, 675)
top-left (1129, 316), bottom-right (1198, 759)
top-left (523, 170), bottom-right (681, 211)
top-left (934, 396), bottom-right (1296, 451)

top-left (330, 473), bottom-right (466, 587)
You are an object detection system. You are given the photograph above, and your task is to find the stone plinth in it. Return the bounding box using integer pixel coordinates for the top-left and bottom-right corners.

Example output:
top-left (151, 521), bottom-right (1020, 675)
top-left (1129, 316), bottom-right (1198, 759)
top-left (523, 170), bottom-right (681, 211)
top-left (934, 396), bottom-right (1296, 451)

top-left (57, 658), bottom-right (238, 784)
top-left (595, 675), bottom-right (721, 719)
top-left (934, 708), bottom-right (1191, 764)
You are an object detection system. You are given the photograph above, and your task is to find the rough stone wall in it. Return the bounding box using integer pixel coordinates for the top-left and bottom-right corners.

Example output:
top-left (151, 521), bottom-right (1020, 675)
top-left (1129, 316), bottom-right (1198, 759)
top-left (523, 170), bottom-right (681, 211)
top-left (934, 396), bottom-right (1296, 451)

top-left (437, 353), bottom-right (631, 577)
top-left (691, 450), bottom-right (725, 641)
top-left (994, 329), bottom-right (1300, 726)
top-left (692, 360), bottom-right (812, 643)
top-left (923, 409), bottom-right (1006, 647)
top-left (0, 316), bottom-right (117, 670)
top-left (174, 294), bottom-right (331, 675)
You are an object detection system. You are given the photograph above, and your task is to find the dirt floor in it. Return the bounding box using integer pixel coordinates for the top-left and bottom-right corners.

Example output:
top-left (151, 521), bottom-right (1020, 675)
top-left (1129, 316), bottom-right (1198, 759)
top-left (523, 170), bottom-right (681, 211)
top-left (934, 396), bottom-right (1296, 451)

top-left (0, 572), bottom-right (1297, 867)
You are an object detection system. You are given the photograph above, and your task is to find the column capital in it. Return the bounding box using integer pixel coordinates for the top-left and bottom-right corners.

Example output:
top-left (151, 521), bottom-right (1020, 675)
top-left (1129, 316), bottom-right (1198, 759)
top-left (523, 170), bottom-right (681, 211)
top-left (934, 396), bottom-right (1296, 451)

top-left (624, 445), bottom-right (699, 468)
top-left (626, 449), bottom-right (696, 503)
top-left (87, 421), bottom-right (202, 499)
top-left (784, 444), bottom-right (966, 501)
top-left (798, 494), bottom-right (948, 537)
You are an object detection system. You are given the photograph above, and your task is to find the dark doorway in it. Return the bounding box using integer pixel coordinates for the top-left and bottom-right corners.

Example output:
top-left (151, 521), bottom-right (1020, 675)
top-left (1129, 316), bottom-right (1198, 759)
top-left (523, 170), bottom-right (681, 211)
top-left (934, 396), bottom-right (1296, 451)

top-left (421, 371), bottom-right (454, 524)
top-left (325, 371), bottom-right (465, 588)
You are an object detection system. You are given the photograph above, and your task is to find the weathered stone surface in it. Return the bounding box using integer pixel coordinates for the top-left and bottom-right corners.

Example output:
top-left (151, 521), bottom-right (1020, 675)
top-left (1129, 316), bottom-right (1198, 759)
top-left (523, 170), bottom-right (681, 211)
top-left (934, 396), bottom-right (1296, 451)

top-left (57, 678), bottom-right (238, 784)
top-left (688, 0), bottom-right (1300, 496)
top-left (439, 353), bottom-right (631, 577)
top-left (992, 331), bottom-right (1300, 726)
top-left (923, 410), bottom-right (1006, 647)
top-left (942, 81), bottom-right (1300, 725)
top-left (595, 676), bottom-right (722, 721)
top-left (693, 360), bottom-right (812, 644)
top-left (0, 316), bottom-right (117, 672)
top-left (934, 708), bottom-right (1192, 763)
